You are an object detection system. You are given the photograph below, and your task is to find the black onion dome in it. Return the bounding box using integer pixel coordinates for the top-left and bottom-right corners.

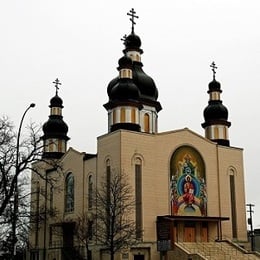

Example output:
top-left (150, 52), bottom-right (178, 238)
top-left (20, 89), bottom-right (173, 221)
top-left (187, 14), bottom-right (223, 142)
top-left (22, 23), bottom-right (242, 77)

top-left (132, 63), bottom-right (158, 101)
top-left (110, 80), bottom-right (140, 100)
top-left (42, 94), bottom-right (69, 140)
top-left (118, 55), bottom-right (132, 68)
top-left (107, 32), bottom-right (158, 103)
top-left (203, 101), bottom-right (229, 121)
top-left (50, 94), bottom-right (63, 108)
top-left (208, 79), bottom-right (222, 93)
top-left (107, 65), bottom-right (158, 102)
top-left (123, 33), bottom-right (143, 54)
top-left (107, 77), bottom-right (119, 99)
top-left (42, 117), bottom-right (69, 139)
top-left (110, 56), bottom-right (140, 101)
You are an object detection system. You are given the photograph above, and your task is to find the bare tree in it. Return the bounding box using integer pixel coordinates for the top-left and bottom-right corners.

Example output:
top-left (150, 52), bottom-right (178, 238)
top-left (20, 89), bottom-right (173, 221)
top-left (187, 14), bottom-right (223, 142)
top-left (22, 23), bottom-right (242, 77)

top-left (0, 115), bottom-right (58, 257)
top-left (95, 171), bottom-right (136, 260)
top-left (74, 213), bottom-right (93, 259)
top-left (0, 116), bottom-right (43, 217)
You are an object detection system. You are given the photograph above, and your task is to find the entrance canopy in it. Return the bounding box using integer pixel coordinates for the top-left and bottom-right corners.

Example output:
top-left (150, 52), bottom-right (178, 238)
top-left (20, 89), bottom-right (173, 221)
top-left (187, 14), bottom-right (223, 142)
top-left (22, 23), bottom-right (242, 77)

top-left (157, 215), bottom-right (230, 243)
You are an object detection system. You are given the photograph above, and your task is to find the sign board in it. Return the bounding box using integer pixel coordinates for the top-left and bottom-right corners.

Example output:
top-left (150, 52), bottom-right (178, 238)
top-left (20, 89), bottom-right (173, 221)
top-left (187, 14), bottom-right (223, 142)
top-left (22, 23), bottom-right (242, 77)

top-left (156, 219), bottom-right (174, 251)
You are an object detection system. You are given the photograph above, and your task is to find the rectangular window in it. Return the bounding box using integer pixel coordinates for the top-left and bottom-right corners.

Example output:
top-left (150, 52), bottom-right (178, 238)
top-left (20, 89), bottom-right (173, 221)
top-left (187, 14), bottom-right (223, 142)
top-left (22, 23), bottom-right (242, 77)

top-left (135, 164), bottom-right (142, 239)
top-left (49, 226), bottom-right (53, 246)
top-left (230, 175), bottom-right (237, 238)
top-left (131, 108), bottom-right (136, 123)
top-left (121, 108), bottom-right (126, 122)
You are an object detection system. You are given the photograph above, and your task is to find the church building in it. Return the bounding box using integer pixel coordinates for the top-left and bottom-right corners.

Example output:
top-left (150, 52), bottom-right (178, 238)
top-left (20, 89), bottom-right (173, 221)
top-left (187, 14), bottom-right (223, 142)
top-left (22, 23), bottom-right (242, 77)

top-left (29, 9), bottom-right (252, 260)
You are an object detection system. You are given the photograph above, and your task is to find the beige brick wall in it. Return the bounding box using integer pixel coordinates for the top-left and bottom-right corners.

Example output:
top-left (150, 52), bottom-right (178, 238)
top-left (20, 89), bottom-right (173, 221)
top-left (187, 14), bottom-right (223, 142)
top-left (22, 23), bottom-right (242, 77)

top-left (29, 127), bottom-right (248, 259)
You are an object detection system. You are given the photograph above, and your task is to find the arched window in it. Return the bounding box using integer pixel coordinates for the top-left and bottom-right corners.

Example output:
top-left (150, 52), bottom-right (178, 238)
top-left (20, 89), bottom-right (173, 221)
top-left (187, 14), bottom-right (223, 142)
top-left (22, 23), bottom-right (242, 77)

top-left (88, 175), bottom-right (93, 209)
top-left (65, 173), bottom-right (74, 212)
top-left (135, 157), bottom-right (142, 239)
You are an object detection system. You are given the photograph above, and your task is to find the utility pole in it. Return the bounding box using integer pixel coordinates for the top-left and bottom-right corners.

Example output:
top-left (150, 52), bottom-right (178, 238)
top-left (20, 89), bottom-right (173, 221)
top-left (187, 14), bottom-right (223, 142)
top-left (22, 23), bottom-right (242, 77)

top-left (246, 203), bottom-right (255, 251)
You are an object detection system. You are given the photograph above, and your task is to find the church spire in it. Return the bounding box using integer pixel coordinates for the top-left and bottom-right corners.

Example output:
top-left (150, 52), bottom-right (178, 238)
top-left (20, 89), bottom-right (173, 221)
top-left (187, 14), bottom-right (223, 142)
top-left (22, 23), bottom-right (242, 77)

top-left (202, 62), bottom-right (231, 146)
top-left (42, 78), bottom-right (70, 159)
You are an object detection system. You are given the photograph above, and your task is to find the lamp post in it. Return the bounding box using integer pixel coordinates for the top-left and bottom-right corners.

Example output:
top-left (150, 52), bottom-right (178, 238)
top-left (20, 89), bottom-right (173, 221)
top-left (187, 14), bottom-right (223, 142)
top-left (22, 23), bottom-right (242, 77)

top-left (11, 103), bottom-right (35, 259)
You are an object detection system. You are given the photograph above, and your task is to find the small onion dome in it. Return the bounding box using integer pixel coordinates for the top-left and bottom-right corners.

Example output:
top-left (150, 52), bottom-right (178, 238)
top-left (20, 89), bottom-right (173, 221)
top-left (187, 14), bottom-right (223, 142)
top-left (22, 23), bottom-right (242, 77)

top-left (42, 94), bottom-right (69, 140)
top-left (50, 94), bottom-right (63, 108)
top-left (110, 56), bottom-right (140, 101)
top-left (42, 117), bottom-right (69, 139)
top-left (118, 55), bottom-right (132, 69)
top-left (208, 79), bottom-right (222, 93)
top-left (203, 101), bottom-right (229, 122)
top-left (123, 33), bottom-right (143, 54)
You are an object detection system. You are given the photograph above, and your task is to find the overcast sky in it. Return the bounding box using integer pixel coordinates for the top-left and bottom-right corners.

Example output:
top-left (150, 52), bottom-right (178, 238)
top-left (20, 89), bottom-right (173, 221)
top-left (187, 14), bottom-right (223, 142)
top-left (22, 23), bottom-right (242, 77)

top-left (1, 1), bottom-right (259, 229)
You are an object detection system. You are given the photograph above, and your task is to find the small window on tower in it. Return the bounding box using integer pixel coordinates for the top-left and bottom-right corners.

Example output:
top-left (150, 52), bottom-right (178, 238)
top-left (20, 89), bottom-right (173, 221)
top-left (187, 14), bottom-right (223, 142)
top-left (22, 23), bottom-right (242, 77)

top-left (144, 113), bottom-right (150, 132)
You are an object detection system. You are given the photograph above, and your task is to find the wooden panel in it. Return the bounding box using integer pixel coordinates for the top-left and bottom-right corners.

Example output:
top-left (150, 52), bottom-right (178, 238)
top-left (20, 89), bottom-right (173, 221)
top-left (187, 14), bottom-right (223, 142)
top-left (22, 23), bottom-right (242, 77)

top-left (201, 227), bottom-right (208, 242)
top-left (184, 227), bottom-right (195, 242)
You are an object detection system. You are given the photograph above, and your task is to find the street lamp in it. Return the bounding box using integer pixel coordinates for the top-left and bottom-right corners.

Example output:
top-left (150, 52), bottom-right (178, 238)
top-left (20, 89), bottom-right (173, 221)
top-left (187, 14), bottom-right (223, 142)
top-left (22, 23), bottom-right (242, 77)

top-left (11, 103), bottom-right (35, 259)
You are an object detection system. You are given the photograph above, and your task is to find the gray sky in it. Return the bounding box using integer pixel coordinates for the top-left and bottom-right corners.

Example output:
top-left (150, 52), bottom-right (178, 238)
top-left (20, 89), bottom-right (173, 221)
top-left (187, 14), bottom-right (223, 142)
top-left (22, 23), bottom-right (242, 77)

top-left (1, 1), bottom-right (259, 228)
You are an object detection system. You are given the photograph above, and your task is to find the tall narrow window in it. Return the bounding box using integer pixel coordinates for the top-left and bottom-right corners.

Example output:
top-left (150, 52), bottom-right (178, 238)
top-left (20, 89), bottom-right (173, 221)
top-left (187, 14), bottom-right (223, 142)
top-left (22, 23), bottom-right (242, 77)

top-left (229, 171), bottom-right (237, 238)
top-left (88, 175), bottom-right (93, 209)
top-left (113, 110), bottom-right (116, 124)
top-left (131, 108), bottom-right (136, 123)
top-left (144, 113), bottom-right (150, 133)
top-left (106, 160), bottom-right (111, 199)
top-left (88, 220), bottom-right (93, 240)
top-left (106, 160), bottom-right (111, 239)
top-left (121, 107), bottom-right (126, 122)
top-left (135, 158), bottom-right (142, 239)
top-left (65, 173), bottom-right (74, 212)
top-left (50, 186), bottom-right (54, 213)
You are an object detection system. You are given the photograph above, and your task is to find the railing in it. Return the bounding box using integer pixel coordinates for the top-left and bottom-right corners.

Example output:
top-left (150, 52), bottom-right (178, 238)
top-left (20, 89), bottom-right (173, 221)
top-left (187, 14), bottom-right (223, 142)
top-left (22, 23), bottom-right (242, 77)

top-left (176, 241), bottom-right (260, 260)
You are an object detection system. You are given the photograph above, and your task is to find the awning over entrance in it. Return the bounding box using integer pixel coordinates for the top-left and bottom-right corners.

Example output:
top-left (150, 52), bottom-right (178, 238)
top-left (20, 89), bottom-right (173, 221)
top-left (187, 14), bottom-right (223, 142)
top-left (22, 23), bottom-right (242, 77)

top-left (158, 215), bottom-right (229, 222)
top-left (156, 215), bottom-right (230, 247)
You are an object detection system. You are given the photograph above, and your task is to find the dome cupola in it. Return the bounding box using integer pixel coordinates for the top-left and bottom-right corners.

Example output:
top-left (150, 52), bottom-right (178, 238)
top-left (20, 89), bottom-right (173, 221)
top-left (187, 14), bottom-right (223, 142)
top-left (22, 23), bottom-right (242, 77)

top-left (42, 79), bottom-right (70, 159)
top-left (107, 8), bottom-right (161, 110)
top-left (105, 9), bottom-right (161, 134)
top-left (202, 62), bottom-right (231, 146)
top-left (104, 54), bottom-right (142, 132)
top-left (110, 55), bottom-right (140, 101)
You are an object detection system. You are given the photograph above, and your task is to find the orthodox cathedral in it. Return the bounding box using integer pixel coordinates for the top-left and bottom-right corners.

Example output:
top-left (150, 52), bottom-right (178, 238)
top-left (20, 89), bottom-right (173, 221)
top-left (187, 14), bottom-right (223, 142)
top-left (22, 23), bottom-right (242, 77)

top-left (28, 8), bottom-right (255, 260)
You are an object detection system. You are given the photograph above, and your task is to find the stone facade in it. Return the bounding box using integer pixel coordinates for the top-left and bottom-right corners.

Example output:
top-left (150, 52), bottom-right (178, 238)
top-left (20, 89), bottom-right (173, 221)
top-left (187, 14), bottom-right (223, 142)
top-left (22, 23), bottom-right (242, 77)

top-left (29, 128), bottom-right (247, 260)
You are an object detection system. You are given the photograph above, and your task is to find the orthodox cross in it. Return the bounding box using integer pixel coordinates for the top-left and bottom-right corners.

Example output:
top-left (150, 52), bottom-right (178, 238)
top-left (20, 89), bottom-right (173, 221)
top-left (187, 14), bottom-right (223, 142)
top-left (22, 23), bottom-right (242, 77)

top-left (210, 61), bottom-right (218, 80)
top-left (120, 34), bottom-right (127, 44)
top-left (53, 78), bottom-right (61, 95)
top-left (127, 8), bottom-right (139, 34)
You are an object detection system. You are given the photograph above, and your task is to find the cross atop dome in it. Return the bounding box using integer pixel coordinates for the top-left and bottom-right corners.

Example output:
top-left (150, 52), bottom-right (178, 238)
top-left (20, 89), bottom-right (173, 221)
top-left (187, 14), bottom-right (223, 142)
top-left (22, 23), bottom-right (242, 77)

top-left (120, 34), bottom-right (127, 43)
top-left (127, 8), bottom-right (139, 34)
top-left (53, 78), bottom-right (61, 95)
top-left (210, 62), bottom-right (218, 80)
